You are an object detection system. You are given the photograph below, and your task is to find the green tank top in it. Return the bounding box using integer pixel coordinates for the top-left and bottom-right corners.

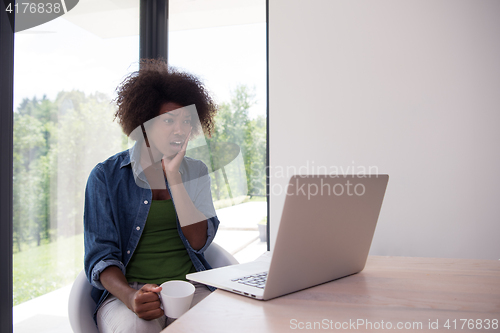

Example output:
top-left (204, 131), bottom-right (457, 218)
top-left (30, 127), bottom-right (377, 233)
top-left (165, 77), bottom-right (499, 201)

top-left (125, 200), bottom-right (196, 284)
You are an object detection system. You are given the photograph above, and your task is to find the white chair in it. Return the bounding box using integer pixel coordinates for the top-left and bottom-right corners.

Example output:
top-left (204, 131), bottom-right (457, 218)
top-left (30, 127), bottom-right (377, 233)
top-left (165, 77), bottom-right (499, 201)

top-left (68, 242), bottom-right (238, 333)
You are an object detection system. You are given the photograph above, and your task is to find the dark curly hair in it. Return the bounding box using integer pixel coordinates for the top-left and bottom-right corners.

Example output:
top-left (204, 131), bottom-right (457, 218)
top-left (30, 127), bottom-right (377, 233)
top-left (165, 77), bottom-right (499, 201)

top-left (114, 59), bottom-right (217, 140)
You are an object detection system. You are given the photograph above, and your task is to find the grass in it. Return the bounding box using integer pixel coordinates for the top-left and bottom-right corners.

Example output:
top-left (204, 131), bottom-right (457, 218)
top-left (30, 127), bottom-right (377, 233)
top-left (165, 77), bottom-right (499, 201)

top-left (13, 233), bottom-right (84, 306)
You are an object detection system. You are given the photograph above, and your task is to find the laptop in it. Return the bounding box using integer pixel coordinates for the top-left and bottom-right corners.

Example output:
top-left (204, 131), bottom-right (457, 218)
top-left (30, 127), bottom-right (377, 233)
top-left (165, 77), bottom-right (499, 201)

top-left (187, 174), bottom-right (389, 300)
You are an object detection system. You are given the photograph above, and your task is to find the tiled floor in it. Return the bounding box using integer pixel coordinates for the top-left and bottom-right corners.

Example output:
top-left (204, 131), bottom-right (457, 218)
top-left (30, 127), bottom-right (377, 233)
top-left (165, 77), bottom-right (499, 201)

top-left (13, 201), bottom-right (268, 333)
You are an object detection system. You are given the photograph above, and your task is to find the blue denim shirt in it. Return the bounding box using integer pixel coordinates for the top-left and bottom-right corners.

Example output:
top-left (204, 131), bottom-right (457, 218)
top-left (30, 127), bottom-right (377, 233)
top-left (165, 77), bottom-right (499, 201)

top-left (83, 143), bottom-right (219, 319)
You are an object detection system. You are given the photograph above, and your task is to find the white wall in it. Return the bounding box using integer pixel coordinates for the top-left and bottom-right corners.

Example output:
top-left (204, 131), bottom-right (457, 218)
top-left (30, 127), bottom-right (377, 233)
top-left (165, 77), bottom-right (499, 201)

top-left (269, 0), bottom-right (500, 259)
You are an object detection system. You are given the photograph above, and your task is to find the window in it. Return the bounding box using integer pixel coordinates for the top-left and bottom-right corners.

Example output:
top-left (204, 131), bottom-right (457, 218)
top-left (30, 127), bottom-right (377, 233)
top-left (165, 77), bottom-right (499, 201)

top-left (4, 1), bottom-right (267, 331)
top-left (169, 0), bottom-right (267, 263)
top-left (12, 1), bottom-right (139, 330)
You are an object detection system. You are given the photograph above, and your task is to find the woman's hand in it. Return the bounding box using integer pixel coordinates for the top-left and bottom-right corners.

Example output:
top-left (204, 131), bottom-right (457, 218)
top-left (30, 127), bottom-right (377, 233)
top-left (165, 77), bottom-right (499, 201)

top-left (100, 267), bottom-right (165, 321)
top-left (128, 284), bottom-right (164, 320)
top-left (162, 128), bottom-right (191, 182)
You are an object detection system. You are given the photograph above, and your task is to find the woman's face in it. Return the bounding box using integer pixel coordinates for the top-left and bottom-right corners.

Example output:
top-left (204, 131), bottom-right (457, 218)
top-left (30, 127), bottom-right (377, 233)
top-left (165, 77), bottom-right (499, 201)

top-left (144, 102), bottom-right (192, 159)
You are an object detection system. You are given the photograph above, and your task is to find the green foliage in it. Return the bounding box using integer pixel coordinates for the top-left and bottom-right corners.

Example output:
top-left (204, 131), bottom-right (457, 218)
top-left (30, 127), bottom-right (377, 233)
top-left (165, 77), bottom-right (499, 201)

top-left (13, 98), bottom-right (57, 251)
top-left (207, 85), bottom-right (267, 201)
top-left (55, 91), bottom-right (124, 237)
top-left (13, 91), bottom-right (125, 252)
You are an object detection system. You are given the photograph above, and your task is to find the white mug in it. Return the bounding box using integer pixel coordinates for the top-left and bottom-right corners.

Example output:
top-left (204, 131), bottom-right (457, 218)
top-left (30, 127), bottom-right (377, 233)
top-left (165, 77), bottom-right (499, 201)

top-left (159, 280), bottom-right (195, 319)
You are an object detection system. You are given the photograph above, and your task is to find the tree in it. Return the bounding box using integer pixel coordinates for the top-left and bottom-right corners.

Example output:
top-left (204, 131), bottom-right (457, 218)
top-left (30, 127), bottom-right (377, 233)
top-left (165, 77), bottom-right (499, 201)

top-left (13, 97), bottom-right (57, 250)
top-left (54, 91), bottom-right (123, 236)
top-left (206, 85), bottom-right (266, 201)
top-left (13, 91), bottom-right (125, 251)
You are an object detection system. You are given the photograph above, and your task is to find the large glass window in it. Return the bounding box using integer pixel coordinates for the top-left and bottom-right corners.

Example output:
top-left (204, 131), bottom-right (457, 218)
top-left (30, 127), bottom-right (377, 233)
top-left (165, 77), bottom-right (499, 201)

top-left (12, 1), bottom-right (139, 331)
top-left (169, 0), bottom-right (267, 263)
top-left (11, 1), bottom-right (267, 330)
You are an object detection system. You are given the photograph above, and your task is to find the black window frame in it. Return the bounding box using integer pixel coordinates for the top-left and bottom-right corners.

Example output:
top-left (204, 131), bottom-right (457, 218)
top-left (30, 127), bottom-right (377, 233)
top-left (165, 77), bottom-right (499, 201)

top-left (0, 0), bottom-right (15, 332)
top-left (140, 0), bottom-right (168, 60)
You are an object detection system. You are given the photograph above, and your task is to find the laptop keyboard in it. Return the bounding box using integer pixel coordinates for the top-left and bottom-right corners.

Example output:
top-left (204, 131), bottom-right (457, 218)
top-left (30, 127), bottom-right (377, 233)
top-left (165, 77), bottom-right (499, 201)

top-left (231, 272), bottom-right (268, 289)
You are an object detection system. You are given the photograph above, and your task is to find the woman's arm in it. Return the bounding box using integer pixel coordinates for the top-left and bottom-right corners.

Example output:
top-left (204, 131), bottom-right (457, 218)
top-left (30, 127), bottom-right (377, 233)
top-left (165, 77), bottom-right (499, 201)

top-left (84, 165), bottom-right (127, 290)
top-left (167, 171), bottom-right (208, 250)
top-left (100, 266), bottom-right (164, 320)
top-left (161, 131), bottom-right (210, 250)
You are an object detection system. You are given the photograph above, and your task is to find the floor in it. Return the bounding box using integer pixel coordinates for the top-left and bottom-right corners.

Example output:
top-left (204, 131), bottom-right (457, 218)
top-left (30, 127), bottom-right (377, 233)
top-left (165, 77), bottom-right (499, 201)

top-left (13, 201), bottom-right (268, 333)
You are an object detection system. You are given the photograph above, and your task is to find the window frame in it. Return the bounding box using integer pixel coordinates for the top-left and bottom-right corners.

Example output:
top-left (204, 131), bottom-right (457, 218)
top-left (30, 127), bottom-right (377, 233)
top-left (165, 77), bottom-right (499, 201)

top-left (0, 1), bottom-right (15, 331)
top-left (140, 0), bottom-right (168, 60)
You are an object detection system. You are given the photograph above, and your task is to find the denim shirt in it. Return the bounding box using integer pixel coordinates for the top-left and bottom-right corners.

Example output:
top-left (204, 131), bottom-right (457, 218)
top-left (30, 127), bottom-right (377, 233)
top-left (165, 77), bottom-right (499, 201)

top-left (83, 143), bottom-right (219, 319)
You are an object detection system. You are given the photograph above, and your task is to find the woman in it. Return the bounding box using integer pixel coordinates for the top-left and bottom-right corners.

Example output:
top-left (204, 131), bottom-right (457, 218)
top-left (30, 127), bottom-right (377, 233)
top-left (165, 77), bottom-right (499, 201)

top-left (84, 59), bottom-right (219, 332)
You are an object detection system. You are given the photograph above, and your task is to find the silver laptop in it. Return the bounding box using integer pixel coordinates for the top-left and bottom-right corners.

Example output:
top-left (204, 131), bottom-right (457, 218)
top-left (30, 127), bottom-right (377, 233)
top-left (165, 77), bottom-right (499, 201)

top-left (187, 174), bottom-right (389, 300)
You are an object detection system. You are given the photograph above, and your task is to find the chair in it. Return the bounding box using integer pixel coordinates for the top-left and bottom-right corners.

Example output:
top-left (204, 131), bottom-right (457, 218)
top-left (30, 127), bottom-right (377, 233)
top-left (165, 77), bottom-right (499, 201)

top-left (68, 242), bottom-right (238, 333)
top-left (203, 242), bottom-right (239, 268)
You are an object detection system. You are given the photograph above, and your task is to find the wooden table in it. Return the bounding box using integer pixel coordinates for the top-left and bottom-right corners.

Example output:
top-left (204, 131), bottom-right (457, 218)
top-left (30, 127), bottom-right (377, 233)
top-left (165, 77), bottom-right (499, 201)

top-left (164, 256), bottom-right (500, 332)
